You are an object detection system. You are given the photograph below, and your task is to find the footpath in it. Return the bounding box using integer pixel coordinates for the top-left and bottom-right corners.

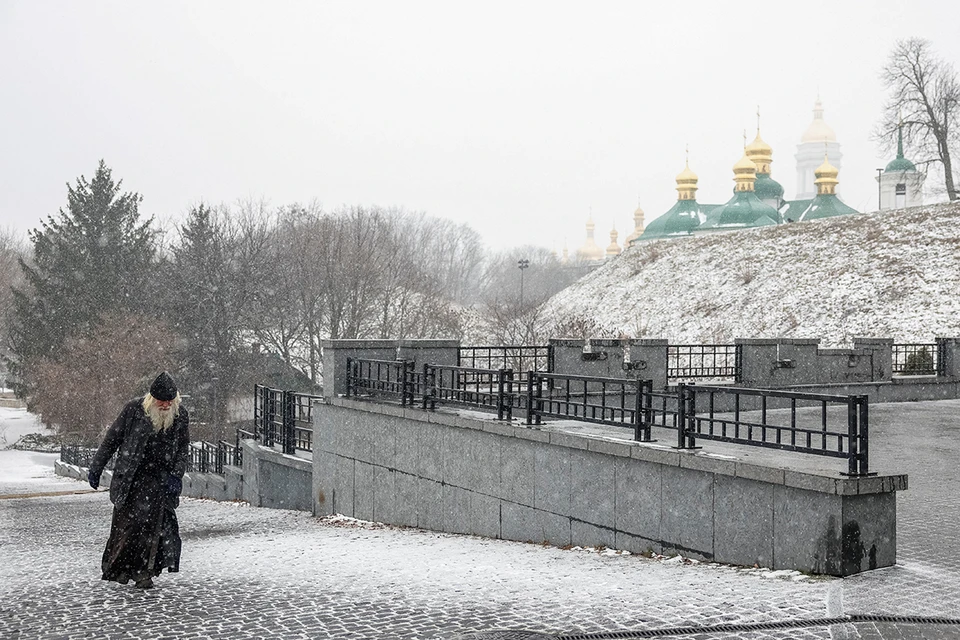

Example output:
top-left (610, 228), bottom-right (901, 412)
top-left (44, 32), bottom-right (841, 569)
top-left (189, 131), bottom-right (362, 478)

top-left (1, 401), bottom-right (960, 639)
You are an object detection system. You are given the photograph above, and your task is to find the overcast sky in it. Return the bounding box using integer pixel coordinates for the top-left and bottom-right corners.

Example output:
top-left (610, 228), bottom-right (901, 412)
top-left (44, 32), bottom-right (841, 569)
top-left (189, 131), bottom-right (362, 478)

top-left (2, 1), bottom-right (959, 252)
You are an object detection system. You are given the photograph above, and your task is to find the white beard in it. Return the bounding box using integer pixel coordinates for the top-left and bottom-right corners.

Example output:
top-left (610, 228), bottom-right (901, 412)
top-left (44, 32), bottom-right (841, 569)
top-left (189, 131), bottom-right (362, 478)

top-left (142, 394), bottom-right (179, 432)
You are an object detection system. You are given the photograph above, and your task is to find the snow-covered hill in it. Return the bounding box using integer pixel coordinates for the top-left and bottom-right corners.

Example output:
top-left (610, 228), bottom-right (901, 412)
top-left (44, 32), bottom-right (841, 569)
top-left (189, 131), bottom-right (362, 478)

top-left (541, 202), bottom-right (960, 347)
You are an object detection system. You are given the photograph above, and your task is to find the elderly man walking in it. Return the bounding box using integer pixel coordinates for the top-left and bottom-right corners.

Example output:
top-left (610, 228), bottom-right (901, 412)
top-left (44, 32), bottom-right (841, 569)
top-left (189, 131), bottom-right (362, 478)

top-left (88, 372), bottom-right (190, 589)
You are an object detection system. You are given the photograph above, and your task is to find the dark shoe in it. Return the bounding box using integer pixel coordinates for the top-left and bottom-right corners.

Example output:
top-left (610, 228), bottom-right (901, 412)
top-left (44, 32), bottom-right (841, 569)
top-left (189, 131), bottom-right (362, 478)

top-left (134, 578), bottom-right (155, 589)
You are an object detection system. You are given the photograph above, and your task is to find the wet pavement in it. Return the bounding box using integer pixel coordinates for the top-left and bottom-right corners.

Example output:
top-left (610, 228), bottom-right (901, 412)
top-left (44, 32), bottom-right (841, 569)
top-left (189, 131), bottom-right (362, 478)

top-left (2, 399), bottom-right (960, 639)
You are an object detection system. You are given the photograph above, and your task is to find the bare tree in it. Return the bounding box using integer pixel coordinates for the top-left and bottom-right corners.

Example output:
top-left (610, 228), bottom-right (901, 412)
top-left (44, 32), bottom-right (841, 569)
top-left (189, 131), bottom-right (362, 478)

top-left (877, 38), bottom-right (960, 200)
top-left (30, 313), bottom-right (177, 443)
top-left (0, 228), bottom-right (28, 386)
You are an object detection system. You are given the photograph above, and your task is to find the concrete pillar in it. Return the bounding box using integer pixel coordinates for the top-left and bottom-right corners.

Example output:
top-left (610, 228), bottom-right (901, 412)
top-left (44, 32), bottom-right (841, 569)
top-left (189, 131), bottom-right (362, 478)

top-left (624, 339), bottom-right (668, 389)
top-left (548, 339), bottom-right (624, 378)
top-left (321, 340), bottom-right (400, 399)
top-left (397, 339), bottom-right (460, 368)
top-left (936, 338), bottom-right (960, 378)
top-left (853, 338), bottom-right (894, 381)
top-left (735, 338), bottom-right (786, 387)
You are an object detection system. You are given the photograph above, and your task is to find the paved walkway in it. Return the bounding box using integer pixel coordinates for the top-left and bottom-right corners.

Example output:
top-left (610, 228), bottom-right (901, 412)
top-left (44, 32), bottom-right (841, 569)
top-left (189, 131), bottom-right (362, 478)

top-left (2, 400), bottom-right (960, 639)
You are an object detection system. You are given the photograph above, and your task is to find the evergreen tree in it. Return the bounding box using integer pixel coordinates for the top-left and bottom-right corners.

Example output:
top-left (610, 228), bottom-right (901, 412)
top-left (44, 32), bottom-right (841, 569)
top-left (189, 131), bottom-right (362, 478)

top-left (163, 203), bottom-right (267, 436)
top-left (6, 161), bottom-right (156, 396)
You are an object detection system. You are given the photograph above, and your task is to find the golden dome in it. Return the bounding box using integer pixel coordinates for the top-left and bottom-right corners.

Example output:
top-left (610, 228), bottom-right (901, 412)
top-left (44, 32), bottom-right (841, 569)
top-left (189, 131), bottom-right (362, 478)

top-left (578, 213), bottom-right (606, 261)
top-left (606, 225), bottom-right (621, 257)
top-left (745, 131), bottom-right (773, 174)
top-left (675, 161), bottom-right (699, 201)
top-left (801, 99), bottom-right (837, 144)
top-left (625, 202), bottom-right (645, 246)
top-left (733, 151), bottom-right (757, 192)
top-left (814, 153), bottom-right (839, 195)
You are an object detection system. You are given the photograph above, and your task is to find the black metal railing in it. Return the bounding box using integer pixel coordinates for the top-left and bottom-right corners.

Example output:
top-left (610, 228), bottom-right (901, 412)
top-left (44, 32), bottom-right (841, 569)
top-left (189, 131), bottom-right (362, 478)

top-left (526, 373), bottom-right (652, 441)
top-left (346, 358), bottom-right (416, 405)
top-left (892, 343), bottom-right (941, 376)
top-left (422, 364), bottom-right (515, 420)
top-left (457, 345), bottom-right (552, 383)
top-left (254, 384), bottom-right (322, 454)
top-left (670, 384), bottom-right (870, 476)
top-left (336, 359), bottom-right (872, 475)
top-left (59, 441), bottom-right (110, 469)
top-left (667, 344), bottom-right (741, 383)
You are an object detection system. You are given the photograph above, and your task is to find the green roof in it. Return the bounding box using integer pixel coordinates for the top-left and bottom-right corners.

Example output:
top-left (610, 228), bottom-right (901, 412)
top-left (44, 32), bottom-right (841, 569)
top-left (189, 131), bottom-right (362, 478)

top-left (885, 156), bottom-right (917, 172)
top-left (754, 173), bottom-right (785, 200)
top-left (797, 194), bottom-right (859, 221)
top-left (697, 191), bottom-right (780, 231)
top-left (638, 199), bottom-right (704, 241)
top-left (885, 125), bottom-right (917, 173)
top-left (781, 199), bottom-right (813, 223)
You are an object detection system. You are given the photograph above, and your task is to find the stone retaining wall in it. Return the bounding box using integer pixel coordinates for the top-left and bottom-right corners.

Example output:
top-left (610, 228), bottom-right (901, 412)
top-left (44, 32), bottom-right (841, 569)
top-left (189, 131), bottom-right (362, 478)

top-left (313, 397), bottom-right (907, 577)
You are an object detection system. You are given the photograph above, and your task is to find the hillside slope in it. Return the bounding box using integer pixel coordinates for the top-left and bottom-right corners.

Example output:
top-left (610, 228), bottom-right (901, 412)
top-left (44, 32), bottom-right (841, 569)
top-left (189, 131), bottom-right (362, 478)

top-left (541, 202), bottom-right (960, 347)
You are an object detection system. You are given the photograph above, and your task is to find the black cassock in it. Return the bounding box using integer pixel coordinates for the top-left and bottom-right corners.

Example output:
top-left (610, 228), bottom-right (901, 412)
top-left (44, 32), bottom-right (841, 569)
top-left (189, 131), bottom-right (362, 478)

top-left (101, 427), bottom-right (182, 583)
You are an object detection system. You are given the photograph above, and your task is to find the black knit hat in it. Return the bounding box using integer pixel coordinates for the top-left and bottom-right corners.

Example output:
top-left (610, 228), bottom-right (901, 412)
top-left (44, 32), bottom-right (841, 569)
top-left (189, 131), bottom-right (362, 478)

top-left (150, 372), bottom-right (178, 401)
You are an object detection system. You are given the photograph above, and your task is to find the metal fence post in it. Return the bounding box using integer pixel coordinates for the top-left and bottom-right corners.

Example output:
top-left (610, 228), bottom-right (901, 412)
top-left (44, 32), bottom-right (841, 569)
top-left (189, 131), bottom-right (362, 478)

top-left (497, 368), bottom-right (506, 420)
top-left (422, 364), bottom-right (436, 410)
top-left (677, 384), bottom-right (687, 448)
top-left (847, 397), bottom-right (858, 476)
top-left (345, 357), bottom-right (353, 398)
top-left (282, 391), bottom-right (295, 455)
top-left (858, 395), bottom-right (869, 476)
top-left (403, 360), bottom-right (415, 406)
top-left (526, 373), bottom-right (535, 425)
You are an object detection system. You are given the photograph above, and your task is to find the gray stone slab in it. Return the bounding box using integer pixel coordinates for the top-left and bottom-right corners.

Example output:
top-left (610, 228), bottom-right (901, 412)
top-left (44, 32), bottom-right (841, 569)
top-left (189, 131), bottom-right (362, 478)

top-left (394, 470), bottom-right (419, 528)
top-left (773, 484), bottom-right (842, 575)
top-left (571, 520), bottom-right (616, 549)
top-left (569, 449), bottom-right (614, 530)
top-left (373, 465), bottom-right (397, 524)
top-left (500, 501), bottom-right (541, 545)
top-left (442, 483), bottom-right (472, 535)
top-left (417, 422), bottom-right (445, 481)
top-left (614, 531), bottom-right (662, 556)
top-left (587, 438), bottom-right (632, 457)
top-left (470, 492), bottom-right (501, 540)
top-left (371, 416), bottom-right (398, 467)
top-left (660, 465), bottom-right (714, 559)
top-left (613, 458), bottom-right (661, 541)
top-left (841, 491), bottom-right (897, 573)
top-left (417, 478), bottom-right (444, 531)
top-left (713, 475), bottom-right (774, 568)
top-left (534, 444), bottom-right (570, 515)
top-left (500, 439), bottom-right (536, 507)
top-left (394, 421), bottom-right (420, 475)
top-left (353, 461), bottom-right (375, 521)
top-left (331, 455), bottom-right (354, 516)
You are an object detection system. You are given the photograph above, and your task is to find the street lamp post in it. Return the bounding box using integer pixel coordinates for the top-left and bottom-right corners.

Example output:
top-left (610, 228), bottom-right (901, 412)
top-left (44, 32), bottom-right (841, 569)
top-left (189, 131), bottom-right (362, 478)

top-left (517, 259), bottom-right (530, 310)
top-left (876, 168), bottom-right (884, 211)
top-left (211, 376), bottom-right (219, 438)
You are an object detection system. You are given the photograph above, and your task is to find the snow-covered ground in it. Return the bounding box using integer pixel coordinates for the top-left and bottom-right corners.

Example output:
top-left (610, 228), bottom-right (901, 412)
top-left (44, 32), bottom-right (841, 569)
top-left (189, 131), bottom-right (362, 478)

top-left (542, 202), bottom-right (960, 346)
top-left (0, 406), bottom-right (84, 496)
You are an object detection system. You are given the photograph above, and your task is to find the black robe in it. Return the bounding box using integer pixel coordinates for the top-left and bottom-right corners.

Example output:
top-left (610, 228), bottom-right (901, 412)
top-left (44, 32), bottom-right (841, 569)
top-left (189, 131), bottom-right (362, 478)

top-left (90, 398), bottom-right (190, 584)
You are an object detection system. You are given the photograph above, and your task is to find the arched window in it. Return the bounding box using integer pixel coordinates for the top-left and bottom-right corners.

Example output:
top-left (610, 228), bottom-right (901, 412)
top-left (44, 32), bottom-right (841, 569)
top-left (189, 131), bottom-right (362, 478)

top-left (895, 183), bottom-right (906, 208)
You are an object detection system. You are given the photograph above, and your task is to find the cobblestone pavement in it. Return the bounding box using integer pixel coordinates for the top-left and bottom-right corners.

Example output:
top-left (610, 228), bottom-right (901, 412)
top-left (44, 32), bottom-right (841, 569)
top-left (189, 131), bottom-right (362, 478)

top-left (2, 400), bottom-right (960, 639)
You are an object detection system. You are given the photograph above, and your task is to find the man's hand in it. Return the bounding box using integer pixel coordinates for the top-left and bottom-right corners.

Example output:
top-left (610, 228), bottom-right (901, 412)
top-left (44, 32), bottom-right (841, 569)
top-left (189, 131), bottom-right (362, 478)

top-left (165, 474), bottom-right (182, 496)
top-left (87, 470), bottom-right (101, 490)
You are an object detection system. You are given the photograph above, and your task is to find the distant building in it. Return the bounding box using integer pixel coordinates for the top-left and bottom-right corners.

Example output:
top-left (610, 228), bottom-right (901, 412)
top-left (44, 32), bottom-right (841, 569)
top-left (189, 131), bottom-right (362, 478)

top-left (576, 214), bottom-right (606, 263)
top-left (795, 98), bottom-right (843, 199)
top-left (877, 124), bottom-right (924, 210)
top-left (579, 97), bottom-right (864, 255)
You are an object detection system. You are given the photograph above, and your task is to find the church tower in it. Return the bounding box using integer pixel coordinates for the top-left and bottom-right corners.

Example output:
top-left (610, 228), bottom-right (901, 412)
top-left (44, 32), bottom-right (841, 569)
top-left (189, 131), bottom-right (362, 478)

top-left (605, 224), bottom-right (621, 257)
top-left (577, 213), bottom-right (606, 262)
top-left (877, 123), bottom-right (924, 210)
top-left (795, 98), bottom-right (842, 199)
top-left (746, 111), bottom-right (785, 210)
top-left (624, 201), bottom-right (646, 247)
